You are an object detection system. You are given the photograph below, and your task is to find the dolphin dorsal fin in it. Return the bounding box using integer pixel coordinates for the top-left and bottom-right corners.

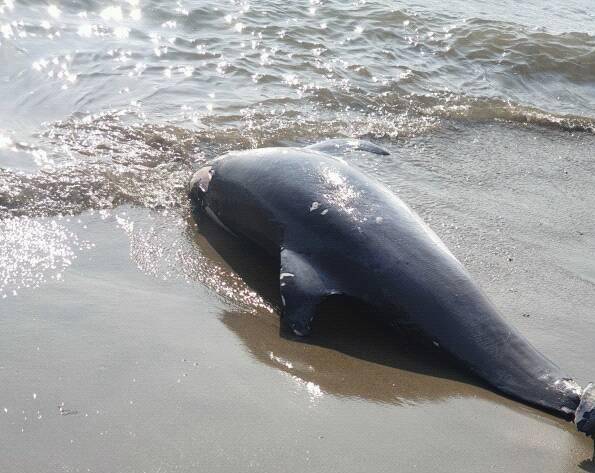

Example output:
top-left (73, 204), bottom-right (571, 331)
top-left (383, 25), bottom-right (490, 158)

top-left (306, 139), bottom-right (389, 156)
top-left (279, 248), bottom-right (339, 336)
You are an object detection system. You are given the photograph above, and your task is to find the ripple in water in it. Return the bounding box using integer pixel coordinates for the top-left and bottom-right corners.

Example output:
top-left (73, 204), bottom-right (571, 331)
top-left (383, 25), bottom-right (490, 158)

top-left (113, 208), bottom-right (273, 313)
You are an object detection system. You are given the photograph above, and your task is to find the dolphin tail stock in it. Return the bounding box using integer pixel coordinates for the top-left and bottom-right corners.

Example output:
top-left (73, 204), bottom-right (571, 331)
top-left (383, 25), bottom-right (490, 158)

top-left (306, 138), bottom-right (390, 156)
top-left (576, 383), bottom-right (595, 437)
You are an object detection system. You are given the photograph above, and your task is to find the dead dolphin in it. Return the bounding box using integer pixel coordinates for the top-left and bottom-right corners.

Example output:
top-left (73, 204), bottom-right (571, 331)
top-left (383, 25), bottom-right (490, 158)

top-left (189, 138), bottom-right (595, 436)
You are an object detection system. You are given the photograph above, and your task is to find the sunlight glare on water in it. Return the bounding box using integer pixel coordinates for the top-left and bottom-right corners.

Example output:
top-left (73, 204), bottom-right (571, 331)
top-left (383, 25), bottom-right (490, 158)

top-left (1, 2), bottom-right (595, 472)
top-left (0, 0), bottom-right (594, 309)
top-left (0, 216), bottom-right (93, 299)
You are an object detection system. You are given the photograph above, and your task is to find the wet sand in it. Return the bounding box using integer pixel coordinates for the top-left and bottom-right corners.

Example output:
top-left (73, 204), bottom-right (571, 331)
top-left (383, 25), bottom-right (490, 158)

top-left (2, 123), bottom-right (595, 472)
top-left (2, 0), bottom-right (595, 469)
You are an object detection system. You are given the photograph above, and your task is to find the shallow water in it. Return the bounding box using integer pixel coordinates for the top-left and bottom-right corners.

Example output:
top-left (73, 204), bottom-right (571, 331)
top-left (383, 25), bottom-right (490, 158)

top-left (1, 0), bottom-right (595, 471)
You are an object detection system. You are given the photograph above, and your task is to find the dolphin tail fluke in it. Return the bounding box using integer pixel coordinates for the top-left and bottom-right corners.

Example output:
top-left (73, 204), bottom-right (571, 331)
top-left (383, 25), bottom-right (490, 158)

top-left (306, 138), bottom-right (390, 156)
top-left (576, 383), bottom-right (595, 437)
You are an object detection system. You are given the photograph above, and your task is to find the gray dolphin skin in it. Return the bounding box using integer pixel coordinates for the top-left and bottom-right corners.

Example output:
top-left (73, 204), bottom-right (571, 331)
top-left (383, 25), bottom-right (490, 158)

top-left (189, 139), bottom-right (595, 437)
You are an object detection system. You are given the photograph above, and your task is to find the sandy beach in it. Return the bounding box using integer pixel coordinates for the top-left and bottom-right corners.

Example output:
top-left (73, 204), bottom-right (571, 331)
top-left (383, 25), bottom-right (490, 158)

top-left (2, 0), bottom-right (595, 470)
top-left (3, 122), bottom-right (595, 472)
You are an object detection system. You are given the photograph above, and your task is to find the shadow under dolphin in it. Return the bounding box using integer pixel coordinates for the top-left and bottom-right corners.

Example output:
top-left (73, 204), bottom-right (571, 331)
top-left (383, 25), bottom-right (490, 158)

top-left (188, 210), bottom-right (582, 425)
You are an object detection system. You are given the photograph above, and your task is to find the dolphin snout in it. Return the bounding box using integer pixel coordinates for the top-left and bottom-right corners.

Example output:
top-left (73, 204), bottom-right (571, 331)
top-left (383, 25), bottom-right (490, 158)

top-left (189, 165), bottom-right (213, 204)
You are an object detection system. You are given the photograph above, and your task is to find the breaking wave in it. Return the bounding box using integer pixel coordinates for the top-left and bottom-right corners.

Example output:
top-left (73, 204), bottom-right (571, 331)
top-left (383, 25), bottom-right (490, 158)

top-left (1, 89), bottom-right (593, 221)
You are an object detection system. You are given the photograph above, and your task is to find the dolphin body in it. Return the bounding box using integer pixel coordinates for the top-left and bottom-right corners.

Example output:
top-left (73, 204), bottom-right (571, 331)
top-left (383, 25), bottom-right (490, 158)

top-left (189, 139), bottom-right (595, 436)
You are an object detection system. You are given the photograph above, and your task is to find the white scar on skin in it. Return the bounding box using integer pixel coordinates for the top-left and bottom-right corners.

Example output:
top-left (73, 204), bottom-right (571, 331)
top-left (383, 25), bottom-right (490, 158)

top-left (280, 272), bottom-right (295, 279)
top-left (575, 383), bottom-right (594, 422)
top-left (309, 202), bottom-right (319, 212)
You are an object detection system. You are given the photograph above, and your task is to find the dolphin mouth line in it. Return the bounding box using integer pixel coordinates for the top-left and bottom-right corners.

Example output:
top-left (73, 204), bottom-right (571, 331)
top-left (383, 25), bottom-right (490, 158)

top-left (204, 205), bottom-right (237, 237)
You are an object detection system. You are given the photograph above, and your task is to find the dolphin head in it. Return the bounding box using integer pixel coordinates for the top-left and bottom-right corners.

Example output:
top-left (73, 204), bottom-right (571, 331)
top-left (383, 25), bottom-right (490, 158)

top-left (189, 166), bottom-right (213, 206)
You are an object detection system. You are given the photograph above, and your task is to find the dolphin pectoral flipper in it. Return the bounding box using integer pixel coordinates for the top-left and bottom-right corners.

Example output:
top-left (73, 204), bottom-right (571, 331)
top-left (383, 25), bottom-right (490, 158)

top-left (279, 248), bottom-right (331, 336)
top-left (306, 138), bottom-right (389, 156)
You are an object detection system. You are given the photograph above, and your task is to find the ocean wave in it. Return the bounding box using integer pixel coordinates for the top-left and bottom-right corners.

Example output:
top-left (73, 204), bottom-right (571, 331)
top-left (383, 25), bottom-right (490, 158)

top-left (441, 19), bottom-right (595, 83)
top-left (384, 90), bottom-right (595, 133)
top-left (1, 88), bottom-right (593, 221)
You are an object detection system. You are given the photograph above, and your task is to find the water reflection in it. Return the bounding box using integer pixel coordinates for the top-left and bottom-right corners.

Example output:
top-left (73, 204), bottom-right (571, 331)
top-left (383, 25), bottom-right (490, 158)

top-left (221, 306), bottom-right (483, 406)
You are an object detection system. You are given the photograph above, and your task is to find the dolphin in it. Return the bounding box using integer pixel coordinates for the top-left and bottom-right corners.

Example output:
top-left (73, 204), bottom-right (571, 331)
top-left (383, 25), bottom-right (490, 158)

top-left (189, 139), bottom-right (595, 437)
